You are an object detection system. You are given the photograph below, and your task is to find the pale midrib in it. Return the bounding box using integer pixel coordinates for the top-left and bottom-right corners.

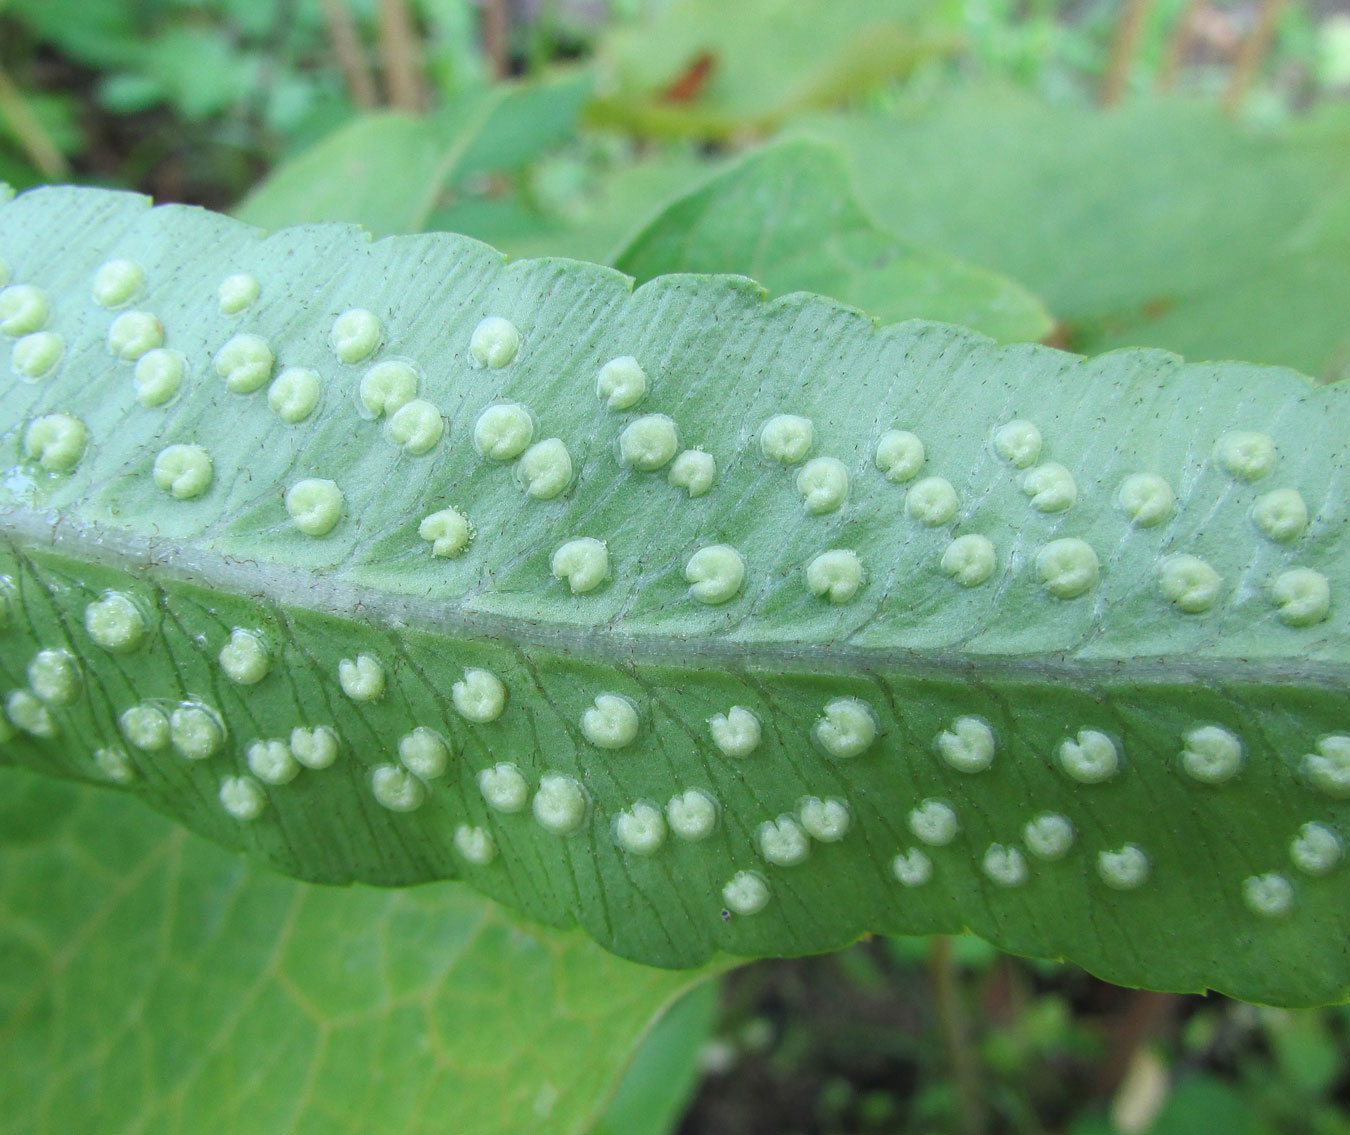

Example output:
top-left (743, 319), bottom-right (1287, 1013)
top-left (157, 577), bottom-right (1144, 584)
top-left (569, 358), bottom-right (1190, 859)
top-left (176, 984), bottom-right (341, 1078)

top-left (4, 508), bottom-right (1344, 691)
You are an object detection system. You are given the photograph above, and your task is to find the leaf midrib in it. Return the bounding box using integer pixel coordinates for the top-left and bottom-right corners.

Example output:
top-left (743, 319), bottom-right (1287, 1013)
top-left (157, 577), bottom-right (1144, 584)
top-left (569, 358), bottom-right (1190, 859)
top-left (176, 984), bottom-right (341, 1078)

top-left (6, 508), bottom-right (1341, 692)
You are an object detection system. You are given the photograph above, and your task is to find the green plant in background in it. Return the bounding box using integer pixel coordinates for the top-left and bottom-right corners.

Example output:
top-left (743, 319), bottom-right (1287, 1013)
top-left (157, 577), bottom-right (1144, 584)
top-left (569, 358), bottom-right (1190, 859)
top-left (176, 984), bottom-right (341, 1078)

top-left (797, 88), bottom-right (1350, 381)
top-left (233, 69), bottom-right (593, 235)
top-left (609, 140), bottom-right (1052, 342)
top-left (3, 2), bottom-right (1350, 1133)
top-left (0, 767), bottom-right (716, 1131)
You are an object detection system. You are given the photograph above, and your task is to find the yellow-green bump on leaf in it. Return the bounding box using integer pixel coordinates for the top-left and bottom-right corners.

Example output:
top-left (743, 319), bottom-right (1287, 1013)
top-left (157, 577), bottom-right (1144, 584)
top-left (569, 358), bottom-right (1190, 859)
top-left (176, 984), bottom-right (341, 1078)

top-left (0, 186), bottom-right (1348, 1006)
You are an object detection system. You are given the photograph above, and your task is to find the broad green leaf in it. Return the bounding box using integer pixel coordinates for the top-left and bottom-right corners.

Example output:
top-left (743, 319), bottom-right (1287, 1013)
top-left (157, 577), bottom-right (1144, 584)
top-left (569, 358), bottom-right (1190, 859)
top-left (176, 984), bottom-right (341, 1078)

top-left (443, 73), bottom-right (595, 190)
top-left (0, 764), bottom-right (711, 1134)
top-left (591, 0), bottom-right (960, 138)
top-left (233, 71), bottom-right (594, 237)
top-left (444, 141), bottom-right (1052, 345)
top-left (431, 150), bottom-right (723, 266)
top-left (1, 186), bottom-right (1349, 1007)
top-left (801, 89), bottom-right (1350, 381)
top-left (612, 140), bottom-right (1053, 344)
top-left (592, 981), bottom-right (718, 1135)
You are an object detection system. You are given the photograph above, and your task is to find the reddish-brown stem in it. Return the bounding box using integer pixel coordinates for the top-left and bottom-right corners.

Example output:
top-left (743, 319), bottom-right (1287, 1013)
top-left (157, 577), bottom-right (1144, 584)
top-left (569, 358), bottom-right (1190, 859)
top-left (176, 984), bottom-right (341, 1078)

top-left (1223, 0), bottom-right (1289, 112)
top-left (1102, 0), bottom-right (1157, 105)
top-left (930, 936), bottom-right (986, 1135)
top-left (1094, 990), bottom-right (1181, 1098)
top-left (481, 0), bottom-right (510, 79)
top-left (1157, 0), bottom-right (1203, 91)
top-left (320, 0), bottom-right (378, 109)
top-left (378, 0), bottom-right (427, 111)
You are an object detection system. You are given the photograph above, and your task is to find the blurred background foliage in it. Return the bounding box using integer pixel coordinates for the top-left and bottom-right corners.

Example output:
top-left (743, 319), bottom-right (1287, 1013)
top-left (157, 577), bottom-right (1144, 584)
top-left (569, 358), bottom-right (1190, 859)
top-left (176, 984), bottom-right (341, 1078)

top-left (4, 1), bottom-right (1350, 1132)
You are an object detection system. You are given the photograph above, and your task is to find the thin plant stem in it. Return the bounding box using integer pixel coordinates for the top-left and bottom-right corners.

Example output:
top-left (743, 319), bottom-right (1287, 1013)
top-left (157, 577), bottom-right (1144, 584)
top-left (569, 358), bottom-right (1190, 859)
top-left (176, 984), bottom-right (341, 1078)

top-left (244, 0), bottom-right (299, 144)
top-left (1094, 990), bottom-right (1180, 1098)
top-left (930, 936), bottom-right (986, 1135)
top-left (378, 0), bottom-right (427, 111)
top-left (0, 62), bottom-right (68, 179)
top-left (1101, 0), bottom-right (1156, 105)
top-left (1157, 0), bottom-right (1202, 91)
top-left (321, 0), bottom-right (379, 109)
top-left (1223, 0), bottom-right (1289, 113)
top-left (482, 0), bottom-right (510, 80)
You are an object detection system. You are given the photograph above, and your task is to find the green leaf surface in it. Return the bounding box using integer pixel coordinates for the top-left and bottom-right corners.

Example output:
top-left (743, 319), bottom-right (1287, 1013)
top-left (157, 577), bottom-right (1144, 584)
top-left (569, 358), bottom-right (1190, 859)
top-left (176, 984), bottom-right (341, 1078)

top-left (591, 981), bottom-right (718, 1135)
top-left (803, 89), bottom-right (1350, 380)
top-left (431, 150), bottom-right (723, 266)
top-left (0, 764), bottom-right (709, 1134)
top-left (1, 186), bottom-right (1348, 1006)
top-left (612, 140), bottom-right (1053, 343)
top-left (592, 0), bottom-right (960, 137)
top-left (233, 71), bottom-right (593, 237)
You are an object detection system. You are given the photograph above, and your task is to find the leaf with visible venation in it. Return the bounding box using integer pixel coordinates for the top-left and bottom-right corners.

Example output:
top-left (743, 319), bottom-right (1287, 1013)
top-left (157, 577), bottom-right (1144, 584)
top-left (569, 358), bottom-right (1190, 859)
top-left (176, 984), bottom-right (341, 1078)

top-left (612, 140), bottom-right (1053, 343)
top-left (0, 764), bottom-right (711, 1134)
top-left (1, 185), bottom-right (1348, 1006)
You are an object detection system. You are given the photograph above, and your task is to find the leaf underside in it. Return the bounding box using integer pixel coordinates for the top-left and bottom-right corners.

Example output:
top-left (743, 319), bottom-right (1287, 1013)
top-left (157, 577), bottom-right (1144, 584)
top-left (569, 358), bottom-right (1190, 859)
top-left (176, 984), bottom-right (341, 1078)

top-left (0, 186), bottom-right (1347, 1006)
